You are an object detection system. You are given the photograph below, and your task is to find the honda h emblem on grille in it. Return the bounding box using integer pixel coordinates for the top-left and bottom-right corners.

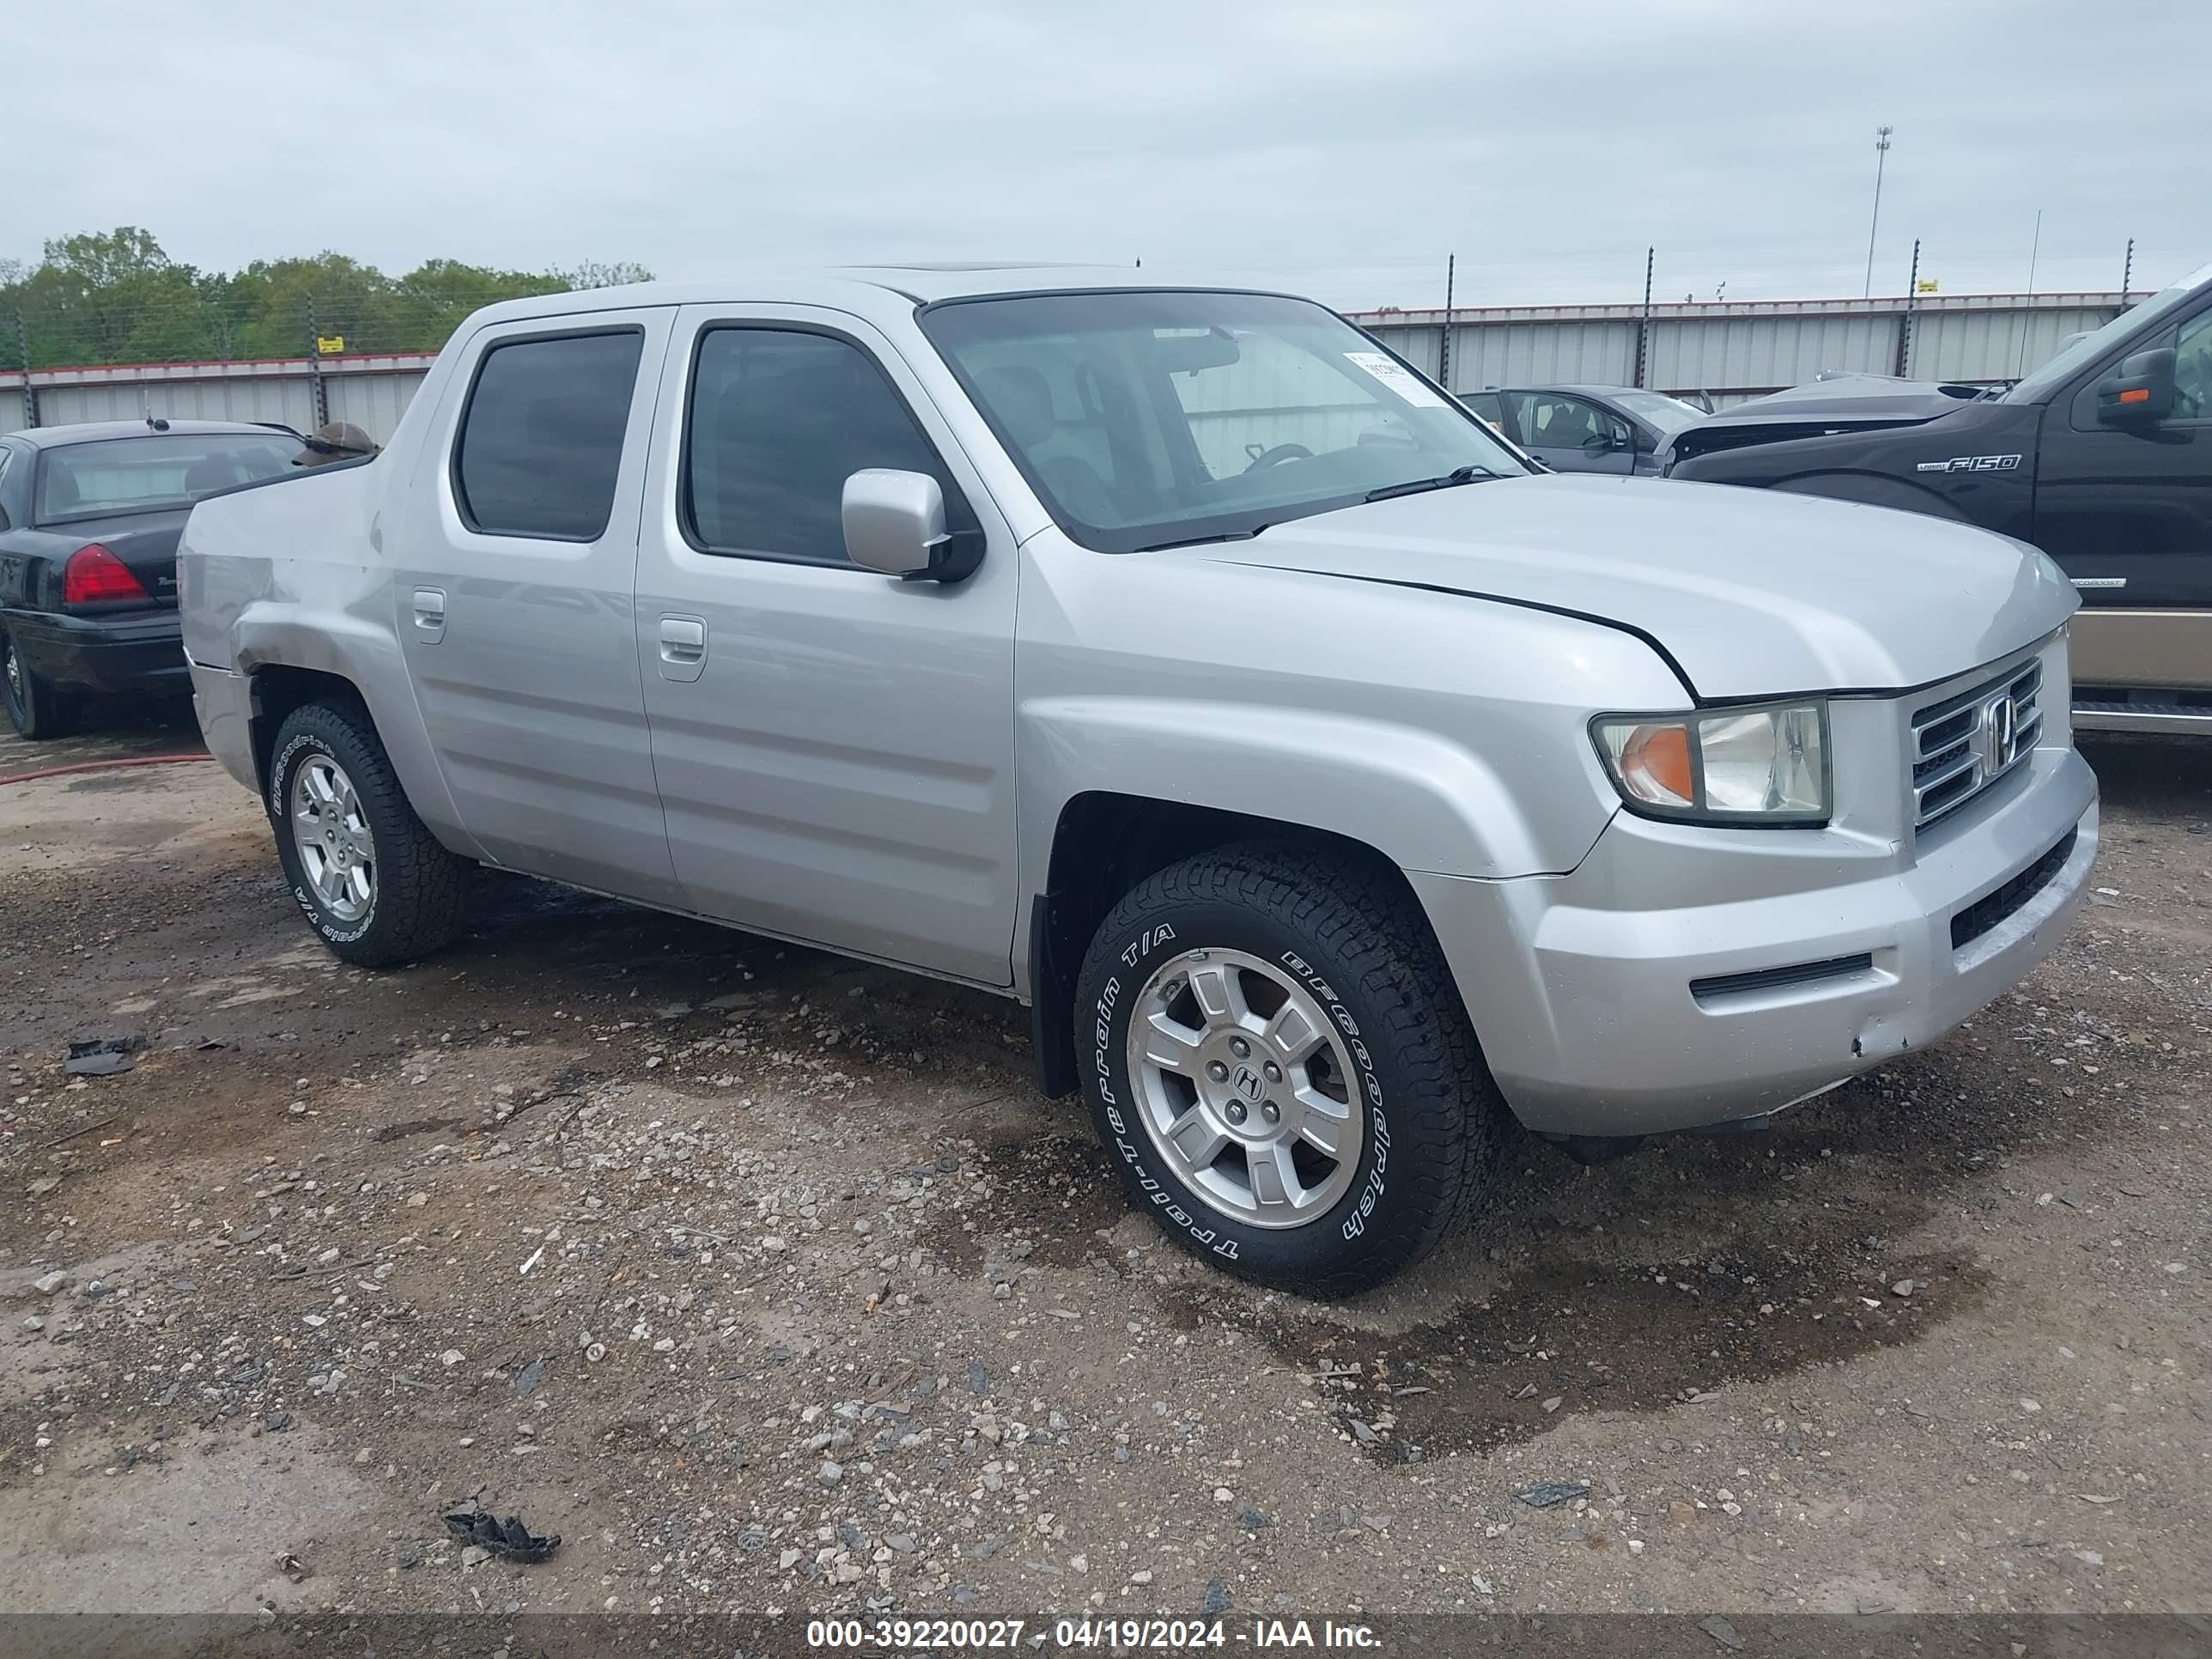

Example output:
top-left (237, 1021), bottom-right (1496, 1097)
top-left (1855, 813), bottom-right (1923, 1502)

top-left (1975, 691), bottom-right (2021, 774)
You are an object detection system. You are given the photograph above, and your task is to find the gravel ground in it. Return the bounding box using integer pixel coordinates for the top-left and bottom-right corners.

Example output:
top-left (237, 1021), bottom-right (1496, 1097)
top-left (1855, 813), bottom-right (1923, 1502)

top-left (0, 723), bottom-right (2204, 1630)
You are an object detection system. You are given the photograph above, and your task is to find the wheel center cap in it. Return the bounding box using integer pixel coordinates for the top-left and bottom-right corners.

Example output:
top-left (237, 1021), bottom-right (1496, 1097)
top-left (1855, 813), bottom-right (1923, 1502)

top-left (1229, 1062), bottom-right (1264, 1103)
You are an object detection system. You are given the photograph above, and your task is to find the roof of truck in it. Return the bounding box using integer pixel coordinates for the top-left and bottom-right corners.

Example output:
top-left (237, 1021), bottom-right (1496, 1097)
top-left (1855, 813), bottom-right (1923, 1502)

top-left (458, 265), bottom-right (1277, 331)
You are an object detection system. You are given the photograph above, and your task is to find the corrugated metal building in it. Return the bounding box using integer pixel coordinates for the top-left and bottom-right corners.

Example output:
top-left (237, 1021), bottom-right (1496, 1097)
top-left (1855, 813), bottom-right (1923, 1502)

top-left (1347, 290), bottom-right (2131, 405)
top-left (0, 289), bottom-right (2136, 440)
top-left (2, 352), bottom-right (437, 441)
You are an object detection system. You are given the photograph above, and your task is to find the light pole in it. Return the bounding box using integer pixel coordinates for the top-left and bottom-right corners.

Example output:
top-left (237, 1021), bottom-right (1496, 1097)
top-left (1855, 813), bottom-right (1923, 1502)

top-left (1863, 125), bottom-right (1893, 298)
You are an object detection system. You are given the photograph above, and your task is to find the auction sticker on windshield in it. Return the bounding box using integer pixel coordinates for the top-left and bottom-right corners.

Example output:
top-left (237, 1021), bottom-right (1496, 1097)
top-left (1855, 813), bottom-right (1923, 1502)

top-left (1343, 349), bottom-right (1447, 408)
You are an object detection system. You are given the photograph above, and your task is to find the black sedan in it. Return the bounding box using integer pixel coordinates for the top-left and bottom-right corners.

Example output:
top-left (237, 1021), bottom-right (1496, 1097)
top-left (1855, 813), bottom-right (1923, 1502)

top-left (1458, 384), bottom-right (1708, 476)
top-left (0, 420), bottom-right (301, 738)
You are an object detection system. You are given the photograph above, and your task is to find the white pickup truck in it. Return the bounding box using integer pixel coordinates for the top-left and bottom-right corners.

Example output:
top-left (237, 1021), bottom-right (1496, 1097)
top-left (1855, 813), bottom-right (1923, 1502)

top-left (179, 266), bottom-right (2098, 1292)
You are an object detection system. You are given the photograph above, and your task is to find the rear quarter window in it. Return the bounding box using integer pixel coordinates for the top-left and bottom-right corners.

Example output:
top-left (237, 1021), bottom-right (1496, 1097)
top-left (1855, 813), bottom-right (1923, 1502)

top-left (453, 329), bottom-right (645, 540)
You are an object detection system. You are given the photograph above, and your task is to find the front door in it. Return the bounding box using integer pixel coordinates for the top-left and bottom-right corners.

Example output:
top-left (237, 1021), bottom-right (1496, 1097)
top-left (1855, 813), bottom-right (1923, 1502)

top-left (633, 306), bottom-right (1020, 986)
top-left (390, 309), bottom-right (683, 905)
top-left (2035, 301), bottom-right (2212, 608)
top-left (2035, 301), bottom-right (2212, 695)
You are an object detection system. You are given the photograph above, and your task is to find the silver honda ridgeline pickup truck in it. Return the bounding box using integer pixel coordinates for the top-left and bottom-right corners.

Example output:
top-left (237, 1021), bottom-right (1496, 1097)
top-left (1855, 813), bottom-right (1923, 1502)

top-left (180, 268), bottom-right (2098, 1292)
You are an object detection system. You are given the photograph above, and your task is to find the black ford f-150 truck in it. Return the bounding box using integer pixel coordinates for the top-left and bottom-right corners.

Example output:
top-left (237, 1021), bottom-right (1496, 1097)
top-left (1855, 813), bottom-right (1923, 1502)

top-left (1668, 262), bottom-right (2212, 735)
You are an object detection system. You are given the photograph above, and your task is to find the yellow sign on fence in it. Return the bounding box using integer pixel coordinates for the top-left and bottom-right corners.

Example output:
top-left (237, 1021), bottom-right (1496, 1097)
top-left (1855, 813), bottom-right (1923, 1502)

top-left (315, 335), bottom-right (346, 356)
top-left (1915, 279), bottom-right (1940, 295)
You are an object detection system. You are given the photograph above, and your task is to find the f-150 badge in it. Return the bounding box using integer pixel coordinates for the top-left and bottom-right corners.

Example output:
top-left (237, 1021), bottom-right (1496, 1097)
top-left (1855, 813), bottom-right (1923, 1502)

top-left (1915, 453), bottom-right (2022, 472)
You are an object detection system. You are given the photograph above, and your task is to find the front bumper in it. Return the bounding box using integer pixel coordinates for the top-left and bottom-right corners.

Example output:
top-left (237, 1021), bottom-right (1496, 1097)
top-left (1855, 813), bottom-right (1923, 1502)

top-left (1413, 744), bottom-right (2099, 1137)
top-left (2, 606), bottom-right (189, 696)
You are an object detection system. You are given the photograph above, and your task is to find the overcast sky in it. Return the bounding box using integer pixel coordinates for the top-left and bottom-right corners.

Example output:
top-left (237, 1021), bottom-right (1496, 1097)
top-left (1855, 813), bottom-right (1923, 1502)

top-left (15, 0), bottom-right (2208, 310)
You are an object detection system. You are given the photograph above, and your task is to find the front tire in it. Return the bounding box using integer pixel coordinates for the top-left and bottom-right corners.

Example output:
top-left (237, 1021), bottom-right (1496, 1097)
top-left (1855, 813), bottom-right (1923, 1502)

top-left (267, 699), bottom-right (471, 967)
top-left (2, 628), bottom-right (73, 741)
top-left (1074, 842), bottom-right (1507, 1295)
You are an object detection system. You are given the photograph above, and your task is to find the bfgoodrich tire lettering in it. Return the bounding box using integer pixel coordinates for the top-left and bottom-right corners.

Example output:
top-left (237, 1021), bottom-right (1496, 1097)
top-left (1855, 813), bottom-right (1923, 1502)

top-left (1074, 842), bottom-right (1508, 1295)
top-left (266, 699), bottom-right (471, 967)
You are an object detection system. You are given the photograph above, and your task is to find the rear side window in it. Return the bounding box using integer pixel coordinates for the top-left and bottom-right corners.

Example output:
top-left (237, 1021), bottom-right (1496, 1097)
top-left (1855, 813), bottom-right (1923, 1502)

top-left (683, 327), bottom-right (963, 565)
top-left (454, 329), bottom-right (644, 540)
top-left (32, 433), bottom-right (300, 523)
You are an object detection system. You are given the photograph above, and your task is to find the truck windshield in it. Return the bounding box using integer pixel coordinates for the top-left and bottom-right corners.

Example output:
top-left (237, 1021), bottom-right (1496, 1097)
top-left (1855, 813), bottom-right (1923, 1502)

top-left (35, 431), bottom-right (301, 526)
top-left (2005, 260), bottom-right (2212, 406)
top-left (1608, 389), bottom-right (1706, 436)
top-left (920, 290), bottom-right (1527, 551)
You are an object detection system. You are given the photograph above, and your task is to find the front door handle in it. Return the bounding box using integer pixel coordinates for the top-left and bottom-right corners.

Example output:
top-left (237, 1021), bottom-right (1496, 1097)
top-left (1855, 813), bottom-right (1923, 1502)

top-left (411, 586), bottom-right (446, 641)
top-left (658, 614), bottom-right (707, 683)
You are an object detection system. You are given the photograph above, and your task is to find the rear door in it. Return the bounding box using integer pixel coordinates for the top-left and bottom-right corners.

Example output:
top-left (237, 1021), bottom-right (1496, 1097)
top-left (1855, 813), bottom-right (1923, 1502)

top-left (1506, 391), bottom-right (1634, 474)
top-left (632, 305), bottom-right (1020, 985)
top-left (387, 309), bottom-right (684, 905)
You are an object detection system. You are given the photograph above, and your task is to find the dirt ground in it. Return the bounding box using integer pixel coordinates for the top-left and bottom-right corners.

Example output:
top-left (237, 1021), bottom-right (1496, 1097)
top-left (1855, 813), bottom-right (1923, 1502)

top-left (0, 717), bottom-right (2205, 1635)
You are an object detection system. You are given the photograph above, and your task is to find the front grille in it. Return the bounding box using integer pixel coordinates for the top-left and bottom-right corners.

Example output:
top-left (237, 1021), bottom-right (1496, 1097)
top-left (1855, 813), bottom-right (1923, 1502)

top-left (1951, 828), bottom-right (2077, 951)
top-left (1911, 659), bottom-right (2043, 830)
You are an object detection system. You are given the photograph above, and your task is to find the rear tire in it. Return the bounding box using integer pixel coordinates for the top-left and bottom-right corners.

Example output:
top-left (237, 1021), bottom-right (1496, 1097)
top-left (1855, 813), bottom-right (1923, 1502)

top-left (2, 629), bottom-right (73, 741)
top-left (1073, 842), bottom-right (1508, 1296)
top-left (267, 698), bottom-right (471, 967)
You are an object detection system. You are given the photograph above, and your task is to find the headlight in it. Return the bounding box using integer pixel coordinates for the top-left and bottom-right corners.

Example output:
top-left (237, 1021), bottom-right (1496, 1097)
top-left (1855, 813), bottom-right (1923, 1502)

top-left (1591, 700), bottom-right (1829, 825)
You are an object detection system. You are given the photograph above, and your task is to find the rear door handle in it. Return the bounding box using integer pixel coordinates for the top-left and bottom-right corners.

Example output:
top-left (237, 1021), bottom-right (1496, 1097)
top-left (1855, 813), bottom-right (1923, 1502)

top-left (659, 614), bottom-right (707, 683)
top-left (411, 586), bottom-right (446, 641)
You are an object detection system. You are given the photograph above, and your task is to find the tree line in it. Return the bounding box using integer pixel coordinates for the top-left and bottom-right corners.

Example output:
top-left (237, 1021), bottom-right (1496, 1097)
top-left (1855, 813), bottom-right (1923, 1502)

top-left (1, 228), bottom-right (653, 368)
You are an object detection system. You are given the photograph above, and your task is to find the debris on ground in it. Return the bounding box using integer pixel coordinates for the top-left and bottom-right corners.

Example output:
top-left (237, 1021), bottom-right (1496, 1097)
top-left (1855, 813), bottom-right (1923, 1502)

top-left (64, 1036), bottom-right (142, 1076)
top-left (1699, 1614), bottom-right (1746, 1651)
top-left (1514, 1480), bottom-right (1592, 1509)
top-left (441, 1510), bottom-right (562, 1564)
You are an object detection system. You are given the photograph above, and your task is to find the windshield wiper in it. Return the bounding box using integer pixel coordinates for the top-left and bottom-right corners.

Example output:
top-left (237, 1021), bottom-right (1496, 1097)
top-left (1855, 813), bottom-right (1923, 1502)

top-left (1130, 526), bottom-right (1265, 553)
top-left (1363, 465), bottom-right (1499, 503)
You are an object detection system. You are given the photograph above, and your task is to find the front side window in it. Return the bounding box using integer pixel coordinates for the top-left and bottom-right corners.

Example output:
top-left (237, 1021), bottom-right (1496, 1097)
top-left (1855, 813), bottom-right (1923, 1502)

top-left (683, 327), bottom-right (961, 565)
top-left (921, 290), bottom-right (1525, 553)
top-left (453, 330), bottom-right (644, 540)
top-left (2008, 259), bottom-right (2212, 405)
top-left (1510, 392), bottom-right (1613, 452)
top-left (1458, 391), bottom-right (1506, 434)
top-left (33, 433), bottom-right (299, 525)
top-left (2172, 308), bottom-right (2212, 421)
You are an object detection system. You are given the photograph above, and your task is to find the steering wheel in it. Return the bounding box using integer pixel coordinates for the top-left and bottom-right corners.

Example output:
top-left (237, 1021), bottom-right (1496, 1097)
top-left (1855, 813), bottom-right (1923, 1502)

top-left (1242, 442), bottom-right (1313, 473)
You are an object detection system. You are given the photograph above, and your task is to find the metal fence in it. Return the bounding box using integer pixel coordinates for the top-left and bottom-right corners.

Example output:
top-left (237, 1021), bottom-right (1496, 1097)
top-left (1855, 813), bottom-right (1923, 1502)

top-left (0, 287), bottom-right (2142, 442)
top-left (2, 351), bottom-right (436, 442)
top-left (1347, 290), bottom-right (2133, 406)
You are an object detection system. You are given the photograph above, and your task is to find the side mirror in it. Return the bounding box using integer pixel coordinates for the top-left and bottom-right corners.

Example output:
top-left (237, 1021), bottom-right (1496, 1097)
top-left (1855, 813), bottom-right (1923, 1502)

top-left (842, 469), bottom-right (950, 578)
top-left (2094, 347), bottom-right (2176, 425)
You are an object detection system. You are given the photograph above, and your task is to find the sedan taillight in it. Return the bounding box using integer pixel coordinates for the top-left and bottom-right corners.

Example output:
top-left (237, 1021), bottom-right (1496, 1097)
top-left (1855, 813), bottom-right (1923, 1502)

top-left (62, 543), bottom-right (149, 605)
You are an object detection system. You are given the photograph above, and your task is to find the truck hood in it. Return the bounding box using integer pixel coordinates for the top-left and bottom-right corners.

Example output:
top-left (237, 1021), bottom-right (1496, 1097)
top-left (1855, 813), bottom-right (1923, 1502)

top-left (1662, 377), bottom-right (1995, 466)
top-left (1699, 374), bottom-right (1996, 424)
top-left (1211, 473), bottom-right (2075, 700)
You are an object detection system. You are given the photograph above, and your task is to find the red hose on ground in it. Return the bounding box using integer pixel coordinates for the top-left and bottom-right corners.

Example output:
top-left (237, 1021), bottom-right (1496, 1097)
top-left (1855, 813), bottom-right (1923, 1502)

top-left (0, 752), bottom-right (216, 787)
